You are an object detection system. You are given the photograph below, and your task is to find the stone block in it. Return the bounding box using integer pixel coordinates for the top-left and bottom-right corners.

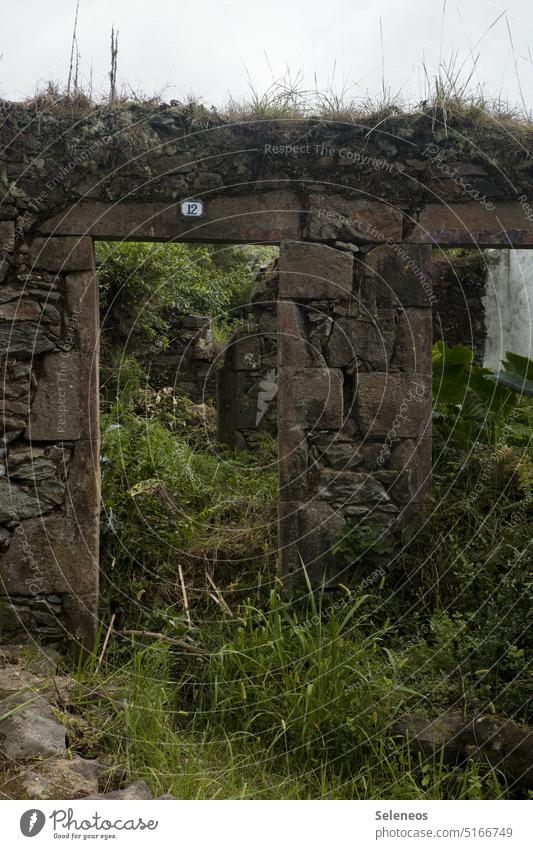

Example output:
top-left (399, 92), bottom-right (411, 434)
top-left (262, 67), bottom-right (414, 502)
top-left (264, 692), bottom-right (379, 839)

top-left (392, 308), bottom-right (432, 372)
top-left (279, 367), bottom-right (343, 429)
top-left (65, 271), bottom-right (99, 352)
top-left (0, 300), bottom-right (41, 321)
top-left (317, 469), bottom-right (390, 505)
top-left (279, 241), bottom-right (353, 299)
top-left (41, 192), bottom-right (303, 243)
top-left (410, 202), bottom-right (533, 246)
top-left (310, 434), bottom-right (363, 470)
top-left (29, 236), bottom-right (94, 272)
top-left (279, 500), bottom-right (345, 589)
top-left (278, 426), bottom-right (309, 501)
top-left (389, 437), bottom-right (432, 507)
top-left (358, 244), bottom-right (433, 308)
top-left (0, 220), bottom-right (15, 251)
top-left (278, 301), bottom-right (316, 366)
top-left (0, 322), bottom-right (57, 356)
top-left (25, 352), bottom-right (82, 441)
top-left (327, 317), bottom-right (394, 369)
top-left (309, 195), bottom-right (403, 243)
top-left (354, 373), bottom-right (431, 439)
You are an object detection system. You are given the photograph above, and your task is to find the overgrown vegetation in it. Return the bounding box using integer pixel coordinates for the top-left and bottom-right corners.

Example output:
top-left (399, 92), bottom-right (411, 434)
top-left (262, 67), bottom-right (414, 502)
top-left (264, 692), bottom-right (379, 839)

top-left (96, 241), bottom-right (276, 346)
top-left (71, 331), bottom-right (533, 800)
top-left (69, 242), bottom-right (533, 799)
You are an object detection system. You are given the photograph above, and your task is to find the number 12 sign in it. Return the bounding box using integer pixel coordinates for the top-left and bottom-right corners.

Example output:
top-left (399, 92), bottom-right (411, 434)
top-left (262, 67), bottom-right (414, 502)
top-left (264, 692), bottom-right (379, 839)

top-left (180, 200), bottom-right (205, 218)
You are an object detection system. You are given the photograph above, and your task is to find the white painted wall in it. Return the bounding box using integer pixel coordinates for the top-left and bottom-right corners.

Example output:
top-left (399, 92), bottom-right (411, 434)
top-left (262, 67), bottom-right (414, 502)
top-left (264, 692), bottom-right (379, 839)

top-left (483, 250), bottom-right (533, 370)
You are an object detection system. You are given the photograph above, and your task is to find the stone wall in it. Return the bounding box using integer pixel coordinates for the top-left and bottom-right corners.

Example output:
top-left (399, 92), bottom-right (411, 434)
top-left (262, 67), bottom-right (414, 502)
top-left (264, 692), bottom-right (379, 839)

top-left (217, 264), bottom-right (278, 449)
top-left (136, 312), bottom-right (218, 403)
top-left (277, 242), bottom-right (432, 588)
top-left (0, 234), bottom-right (98, 648)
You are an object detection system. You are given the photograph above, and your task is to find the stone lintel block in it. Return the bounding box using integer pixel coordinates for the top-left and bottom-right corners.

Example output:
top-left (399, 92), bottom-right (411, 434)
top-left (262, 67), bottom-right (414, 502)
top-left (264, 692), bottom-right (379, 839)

top-left (40, 192), bottom-right (303, 243)
top-left (278, 300), bottom-right (315, 367)
top-left (392, 308), bottom-right (432, 372)
top-left (278, 425), bottom-right (309, 501)
top-left (278, 500), bottom-right (345, 590)
top-left (279, 367), bottom-right (343, 429)
top-left (308, 194), bottom-right (403, 243)
top-left (326, 317), bottom-right (394, 370)
top-left (65, 271), bottom-right (99, 353)
top-left (354, 372), bottom-right (431, 439)
top-left (25, 352), bottom-right (82, 441)
top-left (358, 244), bottom-right (433, 309)
top-left (279, 241), bottom-right (353, 299)
top-left (29, 236), bottom-right (94, 272)
top-left (410, 202), bottom-right (533, 247)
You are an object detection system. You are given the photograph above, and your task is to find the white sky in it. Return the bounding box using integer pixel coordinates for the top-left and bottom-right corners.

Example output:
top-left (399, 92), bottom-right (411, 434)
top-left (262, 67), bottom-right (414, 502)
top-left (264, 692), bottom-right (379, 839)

top-left (2, 0), bottom-right (533, 110)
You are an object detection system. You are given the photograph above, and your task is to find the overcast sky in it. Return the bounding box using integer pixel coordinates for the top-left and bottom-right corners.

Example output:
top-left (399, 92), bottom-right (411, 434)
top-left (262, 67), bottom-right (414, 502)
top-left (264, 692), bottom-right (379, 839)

top-left (2, 0), bottom-right (533, 110)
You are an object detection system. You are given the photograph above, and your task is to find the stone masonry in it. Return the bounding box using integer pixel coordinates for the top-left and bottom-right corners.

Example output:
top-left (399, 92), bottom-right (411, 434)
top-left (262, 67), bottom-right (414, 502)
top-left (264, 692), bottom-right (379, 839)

top-left (1, 99), bottom-right (532, 646)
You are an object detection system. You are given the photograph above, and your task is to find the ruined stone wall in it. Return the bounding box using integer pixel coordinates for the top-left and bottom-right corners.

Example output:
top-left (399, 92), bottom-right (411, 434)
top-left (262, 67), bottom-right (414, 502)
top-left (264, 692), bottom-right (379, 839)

top-left (133, 312), bottom-right (219, 403)
top-left (0, 234), bottom-right (98, 647)
top-left (217, 265), bottom-right (278, 449)
top-left (1, 99), bottom-right (532, 645)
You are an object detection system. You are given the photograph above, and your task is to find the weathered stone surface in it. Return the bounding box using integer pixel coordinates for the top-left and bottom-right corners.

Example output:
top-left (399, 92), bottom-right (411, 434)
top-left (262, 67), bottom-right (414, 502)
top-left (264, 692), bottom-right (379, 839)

top-left (279, 426), bottom-right (309, 501)
top-left (65, 271), bottom-right (99, 353)
top-left (309, 195), bottom-right (403, 243)
top-left (0, 692), bottom-right (66, 760)
top-left (0, 322), bottom-right (57, 355)
top-left (0, 515), bottom-right (96, 597)
top-left (12, 458), bottom-right (57, 480)
top-left (317, 470), bottom-right (390, 504)
top-left (0, 664), bottom-right (42, 699)
top-left (0, 220), bottom-right (15, 250)
top-left (25, 352), bottom-right (82, 441)
top-left (5, 756), bottom-right (100, 800)
top-left (358, 244), bottom-right (433, 308)
top-left (29, 236), bottom-right (94, 272)
top-left (0, 479), bottom-right (64, 523)
top-left (392, 308), bottom-right (432, 372)
top-left (327, 317), bottom-right (394, 370)
top-left (278, 301), bottom-right (317, 366)
top-left (0, 300), bottom-right (41, 321)
top-left (86, 780), bottom-right (153, 800)
top-left (310, 436), bottom-right (363, 470)
top-left (279, 500), bottom-right (345, 588)
top-left (410, 202), bottom-right (533, 246)
top-left (354, 373), bottom-right (431, 439)
top-left (279, 241), bottom-right (353, 299)
top-left (41, 192), bottom-right (303, 242)
top-left (279, 367), bottom-right (343, 429)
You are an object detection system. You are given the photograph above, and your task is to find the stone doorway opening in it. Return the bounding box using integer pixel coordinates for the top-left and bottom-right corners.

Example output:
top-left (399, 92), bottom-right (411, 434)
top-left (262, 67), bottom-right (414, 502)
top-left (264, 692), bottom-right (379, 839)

top-left (95, 238), bottom-right (280, 628)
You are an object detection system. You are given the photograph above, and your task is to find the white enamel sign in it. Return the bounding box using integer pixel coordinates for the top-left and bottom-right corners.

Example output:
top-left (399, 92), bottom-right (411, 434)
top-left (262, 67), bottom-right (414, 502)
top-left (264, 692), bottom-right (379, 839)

top-left (180, 199), bottom-right (205, 218)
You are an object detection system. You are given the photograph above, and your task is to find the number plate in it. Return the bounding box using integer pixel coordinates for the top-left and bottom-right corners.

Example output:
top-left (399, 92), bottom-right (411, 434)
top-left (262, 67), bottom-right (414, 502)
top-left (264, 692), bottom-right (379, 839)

top-left (180, 200), bottom-right (205, 218)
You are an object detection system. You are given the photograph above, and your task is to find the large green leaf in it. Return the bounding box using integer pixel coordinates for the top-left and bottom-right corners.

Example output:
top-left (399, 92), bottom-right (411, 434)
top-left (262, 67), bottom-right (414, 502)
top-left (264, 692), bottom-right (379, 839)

top-left (501, 352), bottom-right (533, 381)
top-left (485, 370), bottom-right (533, 397)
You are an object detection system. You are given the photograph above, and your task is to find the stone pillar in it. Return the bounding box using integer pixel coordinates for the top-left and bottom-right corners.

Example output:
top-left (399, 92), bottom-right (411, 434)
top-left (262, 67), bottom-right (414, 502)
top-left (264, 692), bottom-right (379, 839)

top-left (277, 241), bottom-right (432, 590)
top-left (0, 235), bottom-right (99, 651)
